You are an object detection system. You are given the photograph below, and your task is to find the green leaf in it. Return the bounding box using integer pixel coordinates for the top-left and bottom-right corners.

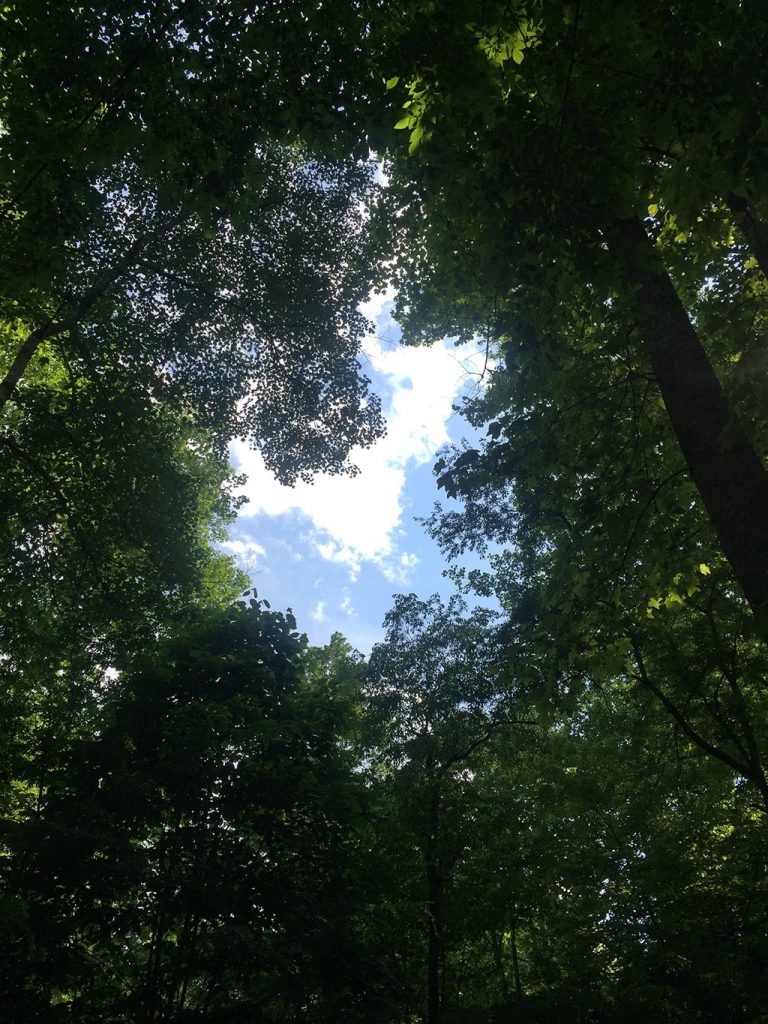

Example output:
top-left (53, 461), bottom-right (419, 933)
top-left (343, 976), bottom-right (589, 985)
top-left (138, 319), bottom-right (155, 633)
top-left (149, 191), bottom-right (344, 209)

top-left (408, 124), bottom-right (424, 154)
top-left (386, 76), bottom-right (400, 90)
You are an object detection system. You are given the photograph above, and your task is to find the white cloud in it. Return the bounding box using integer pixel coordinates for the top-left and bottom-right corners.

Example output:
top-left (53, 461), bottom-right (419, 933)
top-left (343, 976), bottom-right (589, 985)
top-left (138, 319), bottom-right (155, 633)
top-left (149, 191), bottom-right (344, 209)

top-left (220, 537), bottom-right (266, 569)
top-left (381, 550), bottom-right (421, 586)
top-left (231, 291), bottom-right (486, 583)
top-left (312, 600), bottom-right (327, 623)
top-left (340, 593), bottom-right (356, 616)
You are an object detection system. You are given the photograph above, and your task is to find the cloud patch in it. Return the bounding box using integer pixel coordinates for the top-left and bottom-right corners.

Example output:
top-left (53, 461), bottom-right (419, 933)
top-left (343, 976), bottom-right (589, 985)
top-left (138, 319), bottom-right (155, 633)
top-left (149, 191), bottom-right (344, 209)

top-left (220, 537), bottom-right (267, 572)
top-left (230, 292), bottom-right (486, 583)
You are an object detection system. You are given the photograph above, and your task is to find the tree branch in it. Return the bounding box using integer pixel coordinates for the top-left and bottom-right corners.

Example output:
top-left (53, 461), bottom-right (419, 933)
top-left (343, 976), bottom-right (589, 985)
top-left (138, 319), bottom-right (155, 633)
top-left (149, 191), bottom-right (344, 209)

top-left (628, 633), bottom-right (756, 784)
top-left (0, 217), bottom-right (183, 414)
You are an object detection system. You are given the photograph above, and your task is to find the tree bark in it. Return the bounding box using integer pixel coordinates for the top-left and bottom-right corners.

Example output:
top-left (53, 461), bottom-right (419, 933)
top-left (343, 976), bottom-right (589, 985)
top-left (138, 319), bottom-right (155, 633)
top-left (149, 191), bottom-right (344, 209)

top-left (726, 192), bottom-right (768, 281)
top-left (609, 216), bottom-right (768, 611)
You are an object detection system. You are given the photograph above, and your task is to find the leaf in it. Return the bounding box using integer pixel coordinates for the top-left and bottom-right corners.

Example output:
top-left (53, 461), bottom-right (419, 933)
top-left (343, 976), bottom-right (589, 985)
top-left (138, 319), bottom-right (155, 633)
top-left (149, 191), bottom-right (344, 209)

top-left (394, 116), bottom-right (412, 130)
top-left (386, 76), bottom-right (400, 90)
top-left (698, 563), bottom-right (711, 575)
top-left (408, 124), bottom-right (424, 154)
top-left (512, 48), bottom-right (524, 64)
top-left (647, 203), bottom-right (659, 217)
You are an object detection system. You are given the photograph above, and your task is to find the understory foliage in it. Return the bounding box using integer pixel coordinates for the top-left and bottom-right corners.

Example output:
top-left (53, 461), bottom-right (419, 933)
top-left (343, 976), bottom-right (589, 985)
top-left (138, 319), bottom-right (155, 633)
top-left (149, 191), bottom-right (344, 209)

top-left (3, 597), bottom-right (768, 1023)
top-left (1, 601), bottom-right (373, 1022)
top-left (3, 2), bottom-right (768, 1023)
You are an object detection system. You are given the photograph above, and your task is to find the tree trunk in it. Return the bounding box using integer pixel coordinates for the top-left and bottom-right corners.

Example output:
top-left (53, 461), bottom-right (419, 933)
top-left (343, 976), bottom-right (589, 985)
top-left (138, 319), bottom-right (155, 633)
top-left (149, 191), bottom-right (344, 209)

top-left (509, 912), bottom-right (522, 1002)
top-left (490, 930), bottom-right (510, 1004)
top-left (609, 216), bottom-right (768, 611)
top-left (726, 192), bottom-right (768, 280)
top-left (426, 787), bottom-right (442, 1024)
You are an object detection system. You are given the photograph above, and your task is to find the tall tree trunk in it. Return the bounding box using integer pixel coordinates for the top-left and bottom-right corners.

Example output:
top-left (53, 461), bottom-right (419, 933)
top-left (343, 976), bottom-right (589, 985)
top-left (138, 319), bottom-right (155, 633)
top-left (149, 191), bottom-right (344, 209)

top-left (490, 930), bottom-right (510, 1004)
top-left (426, 786), bottom-right (443, 1024)
top-left (726, 192), bottom-right (768, 280)
top-left (509, 911), bottom-right (522, 1002)
top-left (609, 217), bottom-right (768, 610)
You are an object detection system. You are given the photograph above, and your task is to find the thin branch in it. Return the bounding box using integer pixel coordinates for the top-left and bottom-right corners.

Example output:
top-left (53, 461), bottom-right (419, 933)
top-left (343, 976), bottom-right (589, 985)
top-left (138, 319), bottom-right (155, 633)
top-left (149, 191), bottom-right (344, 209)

top-left (628, 633), bottom-right (755, 783)
top-left (0, 216), bottom-right (183, 414)
top-left (439, 715), bottom-right (536, 776)
top-left (607, 467), bottom-right (687, 602)
top-left (0, 1), bottom-right (193, 219)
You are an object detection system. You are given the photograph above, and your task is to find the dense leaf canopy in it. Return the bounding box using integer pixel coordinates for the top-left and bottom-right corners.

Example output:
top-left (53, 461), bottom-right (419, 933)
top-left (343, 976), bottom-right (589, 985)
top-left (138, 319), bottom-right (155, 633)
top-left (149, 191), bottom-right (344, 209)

top-left (3, 2), bottom-right (768, 1023)
top-left (0, 0), bottom-right (384, 483)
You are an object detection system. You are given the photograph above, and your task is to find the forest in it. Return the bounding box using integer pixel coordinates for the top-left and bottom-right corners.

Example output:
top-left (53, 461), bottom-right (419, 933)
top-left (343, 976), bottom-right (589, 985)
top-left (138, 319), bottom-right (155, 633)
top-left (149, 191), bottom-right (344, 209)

top-left (1, 1), bottom-right (768, 1021)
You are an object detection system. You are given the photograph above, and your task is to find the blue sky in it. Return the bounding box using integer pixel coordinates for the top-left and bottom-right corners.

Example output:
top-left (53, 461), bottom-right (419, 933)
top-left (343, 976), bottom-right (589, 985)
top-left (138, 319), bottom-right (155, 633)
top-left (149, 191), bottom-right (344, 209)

top-left (226, 291), bottom-right (489, 654)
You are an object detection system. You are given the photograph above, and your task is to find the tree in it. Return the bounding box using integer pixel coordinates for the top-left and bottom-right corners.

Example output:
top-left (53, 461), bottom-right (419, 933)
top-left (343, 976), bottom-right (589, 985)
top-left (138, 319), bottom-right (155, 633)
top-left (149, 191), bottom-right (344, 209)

top-left (0, 2), bottom-right (387, 749)
top-left (304, 633), bottom-right (420, 1024)
top-left (363, 594), bottom-right (526, 1024)
top-left (353, 0), bottom-right (768, 831)
top-left (0, 2), bottom-right (384, 483)
top-left (0, 600), bottom-right (371, 1023)
top-left (365, 0), bottom-right (768, 608)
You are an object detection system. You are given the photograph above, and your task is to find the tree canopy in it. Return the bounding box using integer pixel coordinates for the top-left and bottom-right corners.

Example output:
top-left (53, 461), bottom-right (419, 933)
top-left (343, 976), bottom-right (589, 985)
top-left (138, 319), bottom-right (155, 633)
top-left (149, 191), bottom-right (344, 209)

top-left (368, 0), bottom-right (768, 609)
top-left (0, 0), bottom-right (384, 483)
top-left (3, 2), bottom-right (768, 1023)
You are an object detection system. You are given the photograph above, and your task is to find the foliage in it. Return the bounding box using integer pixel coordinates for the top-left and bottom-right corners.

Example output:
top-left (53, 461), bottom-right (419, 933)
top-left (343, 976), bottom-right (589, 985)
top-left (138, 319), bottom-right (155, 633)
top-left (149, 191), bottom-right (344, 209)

top-left (3, 4), bottom-right (768, 1023)
top-left (368, 0), bottom-right (768, 607)
top-left (355, 597), bottom-right (768, 1024)
top-left (359, 4), bottom-right (768, 1016)
top-left (0, 372), bottom-right (246, 659)
top-left (0, 1), bottom-right (384, 483)
top-left (0, 601), bottom-right (372, 1023)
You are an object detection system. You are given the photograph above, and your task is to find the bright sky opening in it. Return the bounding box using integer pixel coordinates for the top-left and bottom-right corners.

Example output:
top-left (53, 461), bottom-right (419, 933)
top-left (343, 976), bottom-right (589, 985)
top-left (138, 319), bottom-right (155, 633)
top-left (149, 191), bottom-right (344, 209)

top-left (226, 291), bottom-right (489, 653)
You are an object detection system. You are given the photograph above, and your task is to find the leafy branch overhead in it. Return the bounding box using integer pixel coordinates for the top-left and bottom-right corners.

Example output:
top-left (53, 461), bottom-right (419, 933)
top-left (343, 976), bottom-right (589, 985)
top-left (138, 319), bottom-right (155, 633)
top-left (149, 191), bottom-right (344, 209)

top-left (0, 3), bottom-right (385, 484)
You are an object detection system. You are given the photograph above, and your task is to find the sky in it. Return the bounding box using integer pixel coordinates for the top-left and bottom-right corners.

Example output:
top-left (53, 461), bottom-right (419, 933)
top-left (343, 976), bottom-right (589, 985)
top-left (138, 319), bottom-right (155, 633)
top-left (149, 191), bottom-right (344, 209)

top-left (226, 291), bottom-right (490, 654)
